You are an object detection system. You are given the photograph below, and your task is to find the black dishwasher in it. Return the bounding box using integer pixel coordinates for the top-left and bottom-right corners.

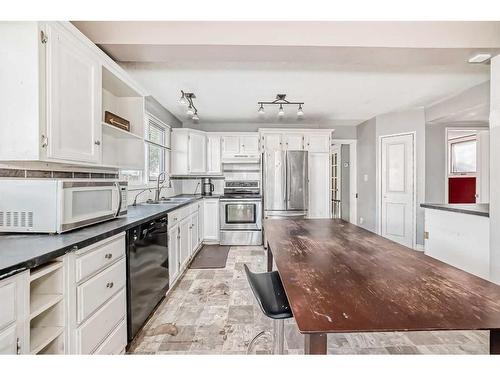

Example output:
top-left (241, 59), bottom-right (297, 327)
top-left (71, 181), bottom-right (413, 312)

top-left (126, 214), bottom-right (169, 342)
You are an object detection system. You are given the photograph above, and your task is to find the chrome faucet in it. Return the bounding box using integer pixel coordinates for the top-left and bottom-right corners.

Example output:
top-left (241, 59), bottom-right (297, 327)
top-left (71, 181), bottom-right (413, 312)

top-left (155, 172), bottom-right (167, 202)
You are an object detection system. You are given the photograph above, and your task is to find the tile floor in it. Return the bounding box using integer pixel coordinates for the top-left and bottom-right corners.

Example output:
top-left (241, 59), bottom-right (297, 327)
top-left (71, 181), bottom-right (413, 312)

top-left (129, 246), bottom-right (489, 355)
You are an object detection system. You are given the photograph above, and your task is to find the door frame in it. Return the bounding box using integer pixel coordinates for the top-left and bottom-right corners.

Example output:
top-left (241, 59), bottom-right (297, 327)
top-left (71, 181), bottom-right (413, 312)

top-left (377, 132), bottom-right (416, 250)
top-left (444, 127), bottom-right (488, 203)
top-left (330, 139), bottom-right (357, 225)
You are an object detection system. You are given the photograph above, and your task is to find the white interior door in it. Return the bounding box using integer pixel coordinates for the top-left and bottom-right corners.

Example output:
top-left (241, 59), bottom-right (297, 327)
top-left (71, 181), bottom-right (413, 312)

top-left (381, 134), bottom-right (414, 248)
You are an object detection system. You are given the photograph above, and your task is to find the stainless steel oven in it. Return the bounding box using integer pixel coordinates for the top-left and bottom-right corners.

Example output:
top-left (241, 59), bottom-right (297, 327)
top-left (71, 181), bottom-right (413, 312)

top-left (219, 180), bottom-right (263, 245)
top-left (220, 198), bottom-right (262, 231)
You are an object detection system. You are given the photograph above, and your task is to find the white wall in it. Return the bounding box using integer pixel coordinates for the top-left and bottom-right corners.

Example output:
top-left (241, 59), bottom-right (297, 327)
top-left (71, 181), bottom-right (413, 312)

top-left (490, 55), bottom-right (500, 284)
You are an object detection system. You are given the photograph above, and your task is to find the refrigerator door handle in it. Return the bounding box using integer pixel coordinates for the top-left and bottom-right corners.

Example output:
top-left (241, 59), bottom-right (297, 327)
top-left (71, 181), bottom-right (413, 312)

top-left (285, 151), bottom-right (289, 204)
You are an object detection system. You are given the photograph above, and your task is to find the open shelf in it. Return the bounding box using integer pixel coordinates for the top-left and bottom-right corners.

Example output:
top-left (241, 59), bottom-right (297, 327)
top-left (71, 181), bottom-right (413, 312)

top-left (29, 260), bottom-right (65, 354)
top-left (30, 326), bottom-right (64, 354)
top-left (102, 122), bottom-right (144, 141)
top-left (30, 294), bottom-right (64, 320)
top-left (30, 261), bottom-right (62, 283)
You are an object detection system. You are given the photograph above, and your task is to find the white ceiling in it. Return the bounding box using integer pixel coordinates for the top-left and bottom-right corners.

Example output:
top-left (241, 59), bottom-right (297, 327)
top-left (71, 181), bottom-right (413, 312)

top-left (73, 21), bottom-right (499, 126)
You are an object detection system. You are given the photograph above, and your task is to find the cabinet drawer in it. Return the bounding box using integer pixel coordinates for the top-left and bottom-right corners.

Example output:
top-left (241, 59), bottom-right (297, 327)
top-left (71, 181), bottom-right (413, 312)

top-left (0, 281), bottom-right (16, 331)
top-left (77, 259), bottom-right (126, 324)
top-left (76, 235), bottom-right (125, 283)
top-left (0, 324), bottom-right (17, 354)
top-left (93, 319), bottom-right (126, 355)
top-left (168, 207), bottom-right (188, 228)
top-left (77, 288), bottom-right (126, 354)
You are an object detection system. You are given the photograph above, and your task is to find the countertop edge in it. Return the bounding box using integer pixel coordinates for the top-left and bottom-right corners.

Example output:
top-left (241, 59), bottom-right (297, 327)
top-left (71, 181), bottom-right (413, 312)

top-left (420, 203), bottom-right (489, 218)
top-left (0, 195), bottom-right (215, 280)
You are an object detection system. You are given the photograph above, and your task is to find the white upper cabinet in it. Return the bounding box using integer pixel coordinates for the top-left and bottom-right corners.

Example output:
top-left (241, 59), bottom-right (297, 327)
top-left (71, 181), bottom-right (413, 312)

top-left (188, 132), bottom-right (207, 173)
top-left (262, 133), bottom-right (283, 152)
top-left (240, 135), bottom-right (259, 154)
top-left (206, 134), bottom-right (222, 174)
top-left (221, 136), bottom-right (240, 155)
top-left (221, 133), bottom-right (260, 163)
top-left (45, 23), bottom-right (101, 163)
top-left (305, 134), bottom-right (330, 153)
top-left (260, 129), bottom-right (331, 153)
top-left (284, 133), bottom-right (304, 150)
top-left (0, 22), bottom-right (146, 167)
top-left (172, 129), bottom-right (207, 175)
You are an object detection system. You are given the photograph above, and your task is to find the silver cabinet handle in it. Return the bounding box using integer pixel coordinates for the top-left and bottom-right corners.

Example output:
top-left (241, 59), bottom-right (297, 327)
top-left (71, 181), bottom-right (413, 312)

top-left (106, 282), bottom-right (114, 288)
top-left (105, 253), bottom-right (113, 259)
top-left (94, 140), bottom-right (101, 146)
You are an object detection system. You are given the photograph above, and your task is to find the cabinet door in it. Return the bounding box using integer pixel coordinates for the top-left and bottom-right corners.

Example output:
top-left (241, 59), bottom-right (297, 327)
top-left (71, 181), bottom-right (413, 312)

top-left (0, 325), bottom-right (17, 354)
top-left (308, 153), bottom-right (330, 218)
top-left (206, 135), bottom-right (222, 174)
top-left (262, 134), bottom-right (283, 152)
top-left (240, 135), bottom-right (259, 154)
top-left (203, 199), bottom-right (220, 241)
top-left (45, 23), bottom-right (101, 163)
top-left (305, 134), bottom-right (330, 153)
top-left (222, 136), bottom-right (240, 155)
top-left (168, 225), bottom-right (179, 283)
top-left (188, 132), bottom-right (207, 173)
top-left (190, 212), bottom-right (199, 255)
top-left (179, 218), bottom-right (191, 269)
top-left (171, 130), bottom-right (189, 175)
top-left (284, 134), bottom-right (304, 150)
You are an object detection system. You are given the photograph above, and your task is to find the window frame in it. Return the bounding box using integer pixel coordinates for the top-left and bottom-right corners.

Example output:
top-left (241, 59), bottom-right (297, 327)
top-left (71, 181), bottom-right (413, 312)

top-left (145, 113), bottom-right (171, 183)
top-left (447, 134), bottom-right (477, 177)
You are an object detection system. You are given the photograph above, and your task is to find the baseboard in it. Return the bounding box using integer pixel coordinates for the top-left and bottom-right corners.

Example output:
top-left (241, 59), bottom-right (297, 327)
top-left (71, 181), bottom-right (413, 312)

top-left (414, 244), bottom-right (425, 252)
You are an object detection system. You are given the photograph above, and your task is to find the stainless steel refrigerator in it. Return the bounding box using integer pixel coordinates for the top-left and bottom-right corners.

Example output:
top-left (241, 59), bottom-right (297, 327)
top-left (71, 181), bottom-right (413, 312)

top-left (263, 150), bottom-right (308, 218)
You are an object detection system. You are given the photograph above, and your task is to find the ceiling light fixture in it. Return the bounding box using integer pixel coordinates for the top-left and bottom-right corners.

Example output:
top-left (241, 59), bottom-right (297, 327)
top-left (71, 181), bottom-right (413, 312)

top-left (278, 104), bottom-right (285, 118)
top-left (179, 90), bottom-right (187, 106)
top-left (297, 104), bottom-right (304, 118)
top-left (257, 94), bottom-right (304, 119)
top-left (468, 53), bottom-right (492, 64)
top-left (180, 91), bottom-right (199, 121)
top-left (258, 104), bottom-right (265, 115)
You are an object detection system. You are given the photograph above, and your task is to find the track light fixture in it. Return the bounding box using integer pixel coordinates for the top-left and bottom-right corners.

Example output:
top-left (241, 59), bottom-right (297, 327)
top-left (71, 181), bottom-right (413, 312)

top-left (257, 94), bottom-right (304, 119)
top-left (179, 90), bottom-right (199, 121)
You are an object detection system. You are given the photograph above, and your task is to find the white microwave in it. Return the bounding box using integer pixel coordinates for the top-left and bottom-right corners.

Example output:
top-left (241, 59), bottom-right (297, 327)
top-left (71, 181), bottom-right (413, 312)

top-left (0, 179), bottom-right (128, 233)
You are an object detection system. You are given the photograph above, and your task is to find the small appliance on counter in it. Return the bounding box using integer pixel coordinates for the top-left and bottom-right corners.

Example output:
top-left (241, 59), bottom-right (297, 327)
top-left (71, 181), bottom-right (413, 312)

top-left (220, 180), bottom-right (262, 245)
top-left (201, 177), bottom-right (215, 196)
top-left (0, 179), bottom-right (128, 233)
top-left (126, 214), bottom-right (169, 342)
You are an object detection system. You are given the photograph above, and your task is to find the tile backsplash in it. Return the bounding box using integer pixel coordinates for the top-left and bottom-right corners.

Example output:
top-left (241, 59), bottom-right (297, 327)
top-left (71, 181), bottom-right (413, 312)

top-left (0, 168), bottom-right (118, 180)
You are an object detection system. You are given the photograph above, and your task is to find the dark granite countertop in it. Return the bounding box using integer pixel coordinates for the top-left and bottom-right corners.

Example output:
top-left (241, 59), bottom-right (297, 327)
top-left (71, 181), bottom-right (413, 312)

top-left (420, 203), bottom-right (489, 217)
top-left (0, 194), bottom-right (219, 279)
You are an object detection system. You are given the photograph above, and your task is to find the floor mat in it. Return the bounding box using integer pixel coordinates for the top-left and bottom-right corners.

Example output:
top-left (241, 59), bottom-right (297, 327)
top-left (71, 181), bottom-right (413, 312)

top-left (189, 245), bottom-right (230, 269)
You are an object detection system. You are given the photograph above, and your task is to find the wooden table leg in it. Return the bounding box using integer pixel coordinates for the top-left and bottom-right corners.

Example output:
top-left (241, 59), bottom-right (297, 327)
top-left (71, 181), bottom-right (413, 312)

top-left (304, 333), bottom-right (327, 354)
top-left (491, 329), bottom-right (500, 354)
top-left (267, 244), bottom-right (273, 272)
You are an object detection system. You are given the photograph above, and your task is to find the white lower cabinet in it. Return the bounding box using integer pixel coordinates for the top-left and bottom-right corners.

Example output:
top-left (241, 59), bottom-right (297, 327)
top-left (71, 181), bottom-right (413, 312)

top-left (168, 225), bottom-right (180, 284)
top-left (0, 271), bottom-right (28, 354)
top-left (179, 217), bottom-right (191, 269)
top-left (203, 198), bottom-right (220, 242)
top-left (167, 201), bottom-right (205, 286)
top-left (68, 232), bottom-right (127, 354)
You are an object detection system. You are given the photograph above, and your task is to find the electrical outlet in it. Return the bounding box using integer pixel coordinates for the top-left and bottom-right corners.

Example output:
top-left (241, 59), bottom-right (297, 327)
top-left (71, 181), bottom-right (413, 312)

top-left (363, 174), bottom-right (368, 182)
top-left (359, 217), bottom-right (364, 224)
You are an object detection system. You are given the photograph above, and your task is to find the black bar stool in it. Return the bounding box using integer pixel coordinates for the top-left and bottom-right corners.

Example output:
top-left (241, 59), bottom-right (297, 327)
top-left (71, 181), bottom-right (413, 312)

top-left (244, 264), bottom-right (293, 354)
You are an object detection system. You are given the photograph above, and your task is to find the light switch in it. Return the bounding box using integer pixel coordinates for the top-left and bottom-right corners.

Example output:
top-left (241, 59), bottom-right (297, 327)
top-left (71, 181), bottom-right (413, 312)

top-left (363, 174), bottom-right (368, 182)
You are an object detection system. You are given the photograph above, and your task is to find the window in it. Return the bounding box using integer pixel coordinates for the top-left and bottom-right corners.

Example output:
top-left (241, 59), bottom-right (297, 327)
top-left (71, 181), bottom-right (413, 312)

top-left (146, 115), bottom-right (171, 181)
top-left (449, 137), bottom-right (477, 174)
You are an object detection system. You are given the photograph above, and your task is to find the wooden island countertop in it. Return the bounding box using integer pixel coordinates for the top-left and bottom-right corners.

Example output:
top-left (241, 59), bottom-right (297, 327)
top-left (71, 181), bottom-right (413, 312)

top-left (264, 218), bottom-right (500, 354)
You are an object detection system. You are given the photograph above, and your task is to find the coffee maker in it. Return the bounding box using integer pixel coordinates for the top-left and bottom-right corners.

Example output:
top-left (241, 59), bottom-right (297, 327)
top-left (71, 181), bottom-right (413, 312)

top-left (201, 177), bottom-right (214, 196)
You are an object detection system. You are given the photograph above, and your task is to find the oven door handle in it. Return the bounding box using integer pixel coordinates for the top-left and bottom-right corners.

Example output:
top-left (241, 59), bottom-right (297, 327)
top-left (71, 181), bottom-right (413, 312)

top-left (114, 182), bottom-right (122, 218)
